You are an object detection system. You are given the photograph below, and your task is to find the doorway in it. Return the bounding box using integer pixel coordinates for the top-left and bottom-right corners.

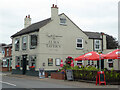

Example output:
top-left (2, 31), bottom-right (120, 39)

top-left (22, 55), bottom-right (27, 75)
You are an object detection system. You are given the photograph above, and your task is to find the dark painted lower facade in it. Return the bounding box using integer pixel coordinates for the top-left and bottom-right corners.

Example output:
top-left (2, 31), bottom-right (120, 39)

top-left (12, 69), bottom-right (57, 76)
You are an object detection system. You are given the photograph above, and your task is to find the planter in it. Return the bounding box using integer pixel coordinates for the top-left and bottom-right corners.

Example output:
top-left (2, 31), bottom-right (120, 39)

top-left (51, 72), bottom-right (65, 80)
top-left (16, 67), bottom-right (20, 70)
top-left (29, 68), bottom-right (35, 71)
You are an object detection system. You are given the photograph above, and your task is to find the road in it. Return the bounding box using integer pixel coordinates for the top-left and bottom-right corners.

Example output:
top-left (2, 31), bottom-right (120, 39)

top-left (1, 75), bottom-right (80, 89)
top-left (0, 72), bottom-right (119, 90)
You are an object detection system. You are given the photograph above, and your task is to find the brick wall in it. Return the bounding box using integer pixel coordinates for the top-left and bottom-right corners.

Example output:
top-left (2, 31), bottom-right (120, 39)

top-left (1, 67), bottom-right (12, 71)
top-left (51, 72), bottom-right (65, 80)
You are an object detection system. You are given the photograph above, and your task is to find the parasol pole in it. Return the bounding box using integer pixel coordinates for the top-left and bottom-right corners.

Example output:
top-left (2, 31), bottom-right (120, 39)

top-left (99, 52), bottom-right (102, 71)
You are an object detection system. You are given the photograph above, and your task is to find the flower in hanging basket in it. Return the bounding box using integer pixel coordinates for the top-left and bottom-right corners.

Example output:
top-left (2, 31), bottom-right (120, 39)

top-left (29, 66), bottom-right (35, 68)
top-left (68, 61), bottom-right (70, 63)
top-left (15, 65), bottom-right (20, 68)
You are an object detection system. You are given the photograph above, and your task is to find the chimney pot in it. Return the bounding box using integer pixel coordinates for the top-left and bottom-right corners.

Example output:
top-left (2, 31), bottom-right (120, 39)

top-left (28, 15), bottom-right (30, 18)
top-left (52, 4), bottom-right (54, 8)
top-left (55, 5), bottom-right (57, 8)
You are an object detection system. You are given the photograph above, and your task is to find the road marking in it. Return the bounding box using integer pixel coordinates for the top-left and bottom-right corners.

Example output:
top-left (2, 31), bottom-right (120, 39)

top-left (0, 81), bottom-right (16, 86)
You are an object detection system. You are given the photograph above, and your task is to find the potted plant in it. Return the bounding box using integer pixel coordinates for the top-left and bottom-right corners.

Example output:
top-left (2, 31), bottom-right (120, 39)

top-left (15, 65), bottom-right (20, 70)
top-left (29, 66), bottom-right (35, 71)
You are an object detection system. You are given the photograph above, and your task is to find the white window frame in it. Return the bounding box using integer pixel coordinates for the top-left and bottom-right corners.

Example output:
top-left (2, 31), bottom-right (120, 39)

top-left (55, 58), bottom-right (61, 66)
top-left (94, 40), bottom-right (101, 50)
top-left (77, 60), bottom-right (83, 65)
top-left (29, 55), bottom-right (36, 67)
top-left (22, 36), bottom-right (27, 50)
top-left (30, 34), bottom-right (38, 49)
top-left (87, 60), bottom-right (90, 65)
top-left (107, 59), bottom-right (114, 68)
top-left (76, 38), bottom-right (83, 49)
top-left (48, 58), bottom-right (53, 66)
top-left (15, 56), bottom-right (21, 66)
top-left (60, 18), bottom-right (67, 25)
top-left (15, 38), bottom-right (20, 51)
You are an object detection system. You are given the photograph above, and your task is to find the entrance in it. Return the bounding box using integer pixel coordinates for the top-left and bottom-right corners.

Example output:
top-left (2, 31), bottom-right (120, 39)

top-left (22, 55), bottom-right (27, 75)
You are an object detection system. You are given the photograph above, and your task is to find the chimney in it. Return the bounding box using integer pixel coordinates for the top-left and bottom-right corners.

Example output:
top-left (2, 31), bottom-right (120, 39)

top-left (24, 15), bottom-right (31, 28)
top-left (51, 4), bottom-right (58, 20)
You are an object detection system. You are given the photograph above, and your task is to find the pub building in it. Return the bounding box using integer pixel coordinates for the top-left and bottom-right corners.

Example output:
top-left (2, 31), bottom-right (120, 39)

top-left (11, 4), bottom-right (119, 76)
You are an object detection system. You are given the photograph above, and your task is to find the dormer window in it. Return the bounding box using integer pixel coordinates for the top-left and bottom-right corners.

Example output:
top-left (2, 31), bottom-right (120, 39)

top-left (60, 18), bottom-right (66, 25)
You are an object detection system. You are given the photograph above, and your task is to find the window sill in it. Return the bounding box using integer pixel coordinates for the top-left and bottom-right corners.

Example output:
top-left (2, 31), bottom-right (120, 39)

top-left (60, 23), bottom-right (67, 26)
top-left (76, 48), bottom-right (83, 50)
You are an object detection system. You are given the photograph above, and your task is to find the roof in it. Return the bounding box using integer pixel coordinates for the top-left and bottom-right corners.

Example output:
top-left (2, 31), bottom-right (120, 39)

top-left (11, 18), bottom-right (51, 37)
top-left (3, 44), bottom-right (12, 48)
top-left (84, 31), bottom-right (102, 39)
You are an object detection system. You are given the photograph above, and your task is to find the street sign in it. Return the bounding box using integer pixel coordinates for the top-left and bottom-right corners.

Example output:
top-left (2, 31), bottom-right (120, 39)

top-left (66, 70), bottom-right (73, 81)
top-left (96, 71), bottom-right (106, 85)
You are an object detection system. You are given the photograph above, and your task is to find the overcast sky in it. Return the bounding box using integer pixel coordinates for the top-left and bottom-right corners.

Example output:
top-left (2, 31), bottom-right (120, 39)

top-left (0, 0), bottom-right (119, 44)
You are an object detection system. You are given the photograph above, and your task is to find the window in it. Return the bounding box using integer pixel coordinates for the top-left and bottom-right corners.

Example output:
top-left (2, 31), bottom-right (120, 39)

top-left (91, 60), bottom-right (94, 65)
top-left (94, 40), bottom-right (101, 50)
top-left (30, 35), bottom-right (37, 49)
top-left (88, 60), bottom-right (90, 65)
top-left (15, 38), bottom-right (20, 51)
top-left (15, 56), bottom-right (21, 66)
top-left (29, 55), bottom-right (36, 67)
top-left (76, 38), bottom-right (83, 49)
top-left (77, 60), bottom-right (83, 66)
top-left (7, 48), bottom-right (9, 56)
top-left (108, 59), bottom-right (113, 68)
top-left (48, 58), bottom-right (53, 66)
top-left (60, 18), bottom-right (66, 25)
top-left (55, 58), bottom-right (60, 66)
top-left (3, 59), bottom-right (7, 67)
top-left (22, 36), bottom-right (27, 50)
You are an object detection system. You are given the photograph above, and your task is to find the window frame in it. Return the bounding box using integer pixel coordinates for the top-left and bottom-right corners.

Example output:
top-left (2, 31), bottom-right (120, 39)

top-left (30, 34), bottom-right (38, 49)
top-left (76, 38), bottom-right (83, 49)
top-left (15, 38), bottom-right (20, 51)
top-left (48, 58), bottom-right (53, 66)
top-left (55, 58), bottom-right (61, 66)
top-left (108, 59), bottom-right (114, 68)
top-left (15, 56), bottom-right (21, 66)
top-left (94, 39), bottom-right (101, 50)
top-left (60, 18), bottom-right (67, 25)
top-left (88, 60), bottom-right (90, 65)
top-left (77, 60), bottom-right (83, 66)
top-left (29, 55), bottom-right (36, 68)
top-left (22, 36), bottom-right (27, 50)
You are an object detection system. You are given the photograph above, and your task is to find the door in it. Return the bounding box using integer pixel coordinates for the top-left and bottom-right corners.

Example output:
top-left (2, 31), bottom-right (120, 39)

top-left (22, 55), bottom-right (27, 75)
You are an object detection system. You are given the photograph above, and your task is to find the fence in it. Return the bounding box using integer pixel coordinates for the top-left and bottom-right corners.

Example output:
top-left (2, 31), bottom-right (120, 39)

top-left (72, 70), bottom-right (120, 84)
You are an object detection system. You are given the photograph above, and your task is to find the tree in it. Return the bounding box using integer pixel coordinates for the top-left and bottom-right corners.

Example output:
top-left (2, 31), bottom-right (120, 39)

top-left (106, 34), bottom-right (118, 49)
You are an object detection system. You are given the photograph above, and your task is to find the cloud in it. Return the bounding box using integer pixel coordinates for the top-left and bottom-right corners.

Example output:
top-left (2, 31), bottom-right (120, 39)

top-left (0, 0), bottom-right (119, 44)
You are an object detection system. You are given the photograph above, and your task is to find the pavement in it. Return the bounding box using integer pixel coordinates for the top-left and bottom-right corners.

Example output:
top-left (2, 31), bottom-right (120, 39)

top-left (1, 71), bottom-right (120, 89)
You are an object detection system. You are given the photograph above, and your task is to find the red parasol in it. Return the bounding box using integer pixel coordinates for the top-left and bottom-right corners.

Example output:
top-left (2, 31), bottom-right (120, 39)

top-left (104, 49), bottom-right (120, 59)
top-left (60, 59), bottom-right (63, 67)
top-left (74, 54), bottom-right (85, 61)
top-left (75, 51), bottom-right (104, 61)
